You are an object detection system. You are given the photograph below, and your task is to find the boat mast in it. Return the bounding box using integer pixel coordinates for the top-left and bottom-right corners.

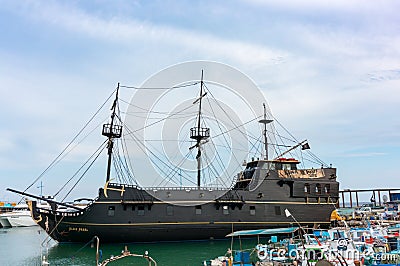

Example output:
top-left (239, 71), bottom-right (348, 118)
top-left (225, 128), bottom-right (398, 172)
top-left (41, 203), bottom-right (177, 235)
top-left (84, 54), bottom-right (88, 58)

top-left (102, 83), bottom-right (123, 183)
top-left (258, 103), bottom-right (273, 160)
top-left (190, 71), bottom-right (210, 188)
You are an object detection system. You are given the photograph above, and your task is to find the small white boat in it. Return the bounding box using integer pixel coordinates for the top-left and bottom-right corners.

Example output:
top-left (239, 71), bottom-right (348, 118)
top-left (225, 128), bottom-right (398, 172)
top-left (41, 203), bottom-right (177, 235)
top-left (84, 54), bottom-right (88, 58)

top-left (7, 209), bottom-right (37, 227)
top-left (1, 203), bottom-right (50, 227)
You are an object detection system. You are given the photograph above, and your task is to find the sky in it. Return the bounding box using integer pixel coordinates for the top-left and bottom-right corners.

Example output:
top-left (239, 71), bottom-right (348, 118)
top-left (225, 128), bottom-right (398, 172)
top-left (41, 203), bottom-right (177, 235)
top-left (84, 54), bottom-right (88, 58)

top-left (0, 0), bottom-right (400, 202)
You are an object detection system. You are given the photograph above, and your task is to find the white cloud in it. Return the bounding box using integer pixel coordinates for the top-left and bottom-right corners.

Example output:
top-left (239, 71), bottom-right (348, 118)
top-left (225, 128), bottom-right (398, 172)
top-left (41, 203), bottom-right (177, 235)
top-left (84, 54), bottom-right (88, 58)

top-left (5, 1), bottom-right (287, 68)
top-left (244, 0), bottom-right (399, 14)
top-left (1, 0), bottom-right (400, 198)
top-left (365, 69), bottom-right (400, 83)
top-left (340, 152), bottom-right (386, 158)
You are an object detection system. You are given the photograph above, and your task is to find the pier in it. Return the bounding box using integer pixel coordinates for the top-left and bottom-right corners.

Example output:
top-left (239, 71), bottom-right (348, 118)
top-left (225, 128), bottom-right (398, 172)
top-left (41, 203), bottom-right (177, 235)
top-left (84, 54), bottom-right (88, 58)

top-left (339, 188), bottom-right (400, 208)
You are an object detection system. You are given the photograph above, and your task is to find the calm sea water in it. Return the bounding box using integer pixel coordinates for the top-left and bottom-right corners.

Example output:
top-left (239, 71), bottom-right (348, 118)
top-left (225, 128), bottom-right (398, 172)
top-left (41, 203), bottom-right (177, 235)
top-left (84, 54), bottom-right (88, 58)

top-left (0, 226), bottom-right (258, 266)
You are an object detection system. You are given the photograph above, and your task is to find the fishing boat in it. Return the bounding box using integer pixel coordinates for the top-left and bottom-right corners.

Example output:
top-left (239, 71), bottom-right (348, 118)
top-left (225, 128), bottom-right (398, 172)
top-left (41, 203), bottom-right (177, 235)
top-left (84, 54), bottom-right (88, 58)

top-left (8, 71), bottom-right (339, 243)
top-left (205, 222), bottom-right (400, 266)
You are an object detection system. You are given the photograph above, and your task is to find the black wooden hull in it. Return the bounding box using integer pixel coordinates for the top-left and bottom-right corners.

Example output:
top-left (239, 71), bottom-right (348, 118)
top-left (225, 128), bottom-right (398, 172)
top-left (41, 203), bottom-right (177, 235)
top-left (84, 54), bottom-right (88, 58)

top-left (37, 219), bottom-right (333, 243)
top-left (31, 173), bottom-right (339, 243)
top-left (35, 204), bottom-right (334, 243)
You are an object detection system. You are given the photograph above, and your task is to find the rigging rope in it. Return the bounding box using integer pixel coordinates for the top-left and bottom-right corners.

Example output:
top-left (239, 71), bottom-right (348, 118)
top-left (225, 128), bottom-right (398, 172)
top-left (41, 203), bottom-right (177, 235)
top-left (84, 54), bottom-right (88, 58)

top-left (25, 79), bottom-right (331, 201)
top-left (204, 97), bottom-right (242, 170)
top-left (123, 123), bottom-right (197, 187)
top-left (120, 81), bottom-right (200, 90)
top-left (123, 104), bottom-right (196, 136)
top-left (22, 88), bottom-right (117, 198)
top-left (52, 141), bottom-right (108, 198)
top-left (60, 141), bottom-right (107, 202)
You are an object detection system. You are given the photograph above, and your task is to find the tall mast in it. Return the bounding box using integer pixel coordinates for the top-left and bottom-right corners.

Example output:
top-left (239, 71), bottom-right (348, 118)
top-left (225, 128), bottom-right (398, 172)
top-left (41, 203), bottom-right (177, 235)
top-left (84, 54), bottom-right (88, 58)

top-left (258, 103), bottom-right (273, 160)
top-left (197, 71), bottom-right (204, 138)
top-left (190, 71), bottom-right (210, 188)
top-left (102, 83), bottom-right (123, 183)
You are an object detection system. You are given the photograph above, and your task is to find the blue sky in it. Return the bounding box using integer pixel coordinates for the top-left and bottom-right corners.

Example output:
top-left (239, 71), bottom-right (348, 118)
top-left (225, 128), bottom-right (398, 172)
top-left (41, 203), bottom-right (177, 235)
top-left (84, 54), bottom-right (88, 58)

top-left (1, 0), bottom-right (400, 202)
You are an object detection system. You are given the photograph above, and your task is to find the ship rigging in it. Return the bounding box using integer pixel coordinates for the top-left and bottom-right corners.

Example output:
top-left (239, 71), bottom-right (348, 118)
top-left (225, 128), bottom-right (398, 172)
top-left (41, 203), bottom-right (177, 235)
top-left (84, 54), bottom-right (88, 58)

top-left (8, 66), bottom-right (338, 243)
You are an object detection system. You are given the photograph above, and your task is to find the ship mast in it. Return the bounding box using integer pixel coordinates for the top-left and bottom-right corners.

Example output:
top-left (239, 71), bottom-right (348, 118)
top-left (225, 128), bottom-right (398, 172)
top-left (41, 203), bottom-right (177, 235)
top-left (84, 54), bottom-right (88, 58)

top-left (258, 103), bottom-right (273, 160)
top-left (190, 71), bottom-right (210, 188)
top-left (102, 83), bottom-right (123, 183)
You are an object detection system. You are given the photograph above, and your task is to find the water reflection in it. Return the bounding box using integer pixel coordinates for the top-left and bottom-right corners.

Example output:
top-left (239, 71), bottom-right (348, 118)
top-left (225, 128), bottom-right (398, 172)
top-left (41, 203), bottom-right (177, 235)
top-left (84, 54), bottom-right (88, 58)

top-left (0, 227), bottom-right (257, 266)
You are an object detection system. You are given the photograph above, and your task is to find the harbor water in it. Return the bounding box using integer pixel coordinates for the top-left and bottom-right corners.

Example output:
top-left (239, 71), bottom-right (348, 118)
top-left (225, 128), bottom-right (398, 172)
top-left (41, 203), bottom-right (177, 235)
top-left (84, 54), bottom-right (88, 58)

top-left (0, 226), bottom-right (257, 266)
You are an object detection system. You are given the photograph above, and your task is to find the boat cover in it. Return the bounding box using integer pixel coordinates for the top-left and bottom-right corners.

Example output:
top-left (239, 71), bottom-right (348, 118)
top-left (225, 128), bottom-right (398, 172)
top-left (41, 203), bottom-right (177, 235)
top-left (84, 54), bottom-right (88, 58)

top-left (226, 227), bottom-right (299, 237)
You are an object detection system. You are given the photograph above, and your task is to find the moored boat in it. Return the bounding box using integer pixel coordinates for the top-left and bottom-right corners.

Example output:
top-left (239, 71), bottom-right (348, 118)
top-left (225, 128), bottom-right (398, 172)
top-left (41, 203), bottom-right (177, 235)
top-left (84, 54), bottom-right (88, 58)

top-left (8, 66), bottom-right (340, 243)
top-left (0, 203), bottom-right (50, 227)
top-left (7, 209), bottom-right (37, 227)
top-left (0, 204), bottom-right (32, 227)
top-left (205, 222), bottom-right (400, 266)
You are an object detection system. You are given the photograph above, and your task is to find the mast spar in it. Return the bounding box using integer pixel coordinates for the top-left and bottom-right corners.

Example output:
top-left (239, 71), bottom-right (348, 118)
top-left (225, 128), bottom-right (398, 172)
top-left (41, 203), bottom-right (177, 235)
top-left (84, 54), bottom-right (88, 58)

top-left (190, 71), bottom-right (210, 188)
top-left (102, 83), bottom-right (123, 183)
top-left (258, 103), bottom-right (273, 160)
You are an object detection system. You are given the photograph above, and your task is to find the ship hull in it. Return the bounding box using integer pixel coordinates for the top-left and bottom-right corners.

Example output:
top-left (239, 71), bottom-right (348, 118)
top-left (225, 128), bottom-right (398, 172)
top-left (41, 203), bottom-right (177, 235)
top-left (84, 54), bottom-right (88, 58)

top-left (32, 195), bottom-right (336, 242)
top-left (37, 216), bottom-right (332, 243)
top-left (27, 167), bottom-right (339, 243)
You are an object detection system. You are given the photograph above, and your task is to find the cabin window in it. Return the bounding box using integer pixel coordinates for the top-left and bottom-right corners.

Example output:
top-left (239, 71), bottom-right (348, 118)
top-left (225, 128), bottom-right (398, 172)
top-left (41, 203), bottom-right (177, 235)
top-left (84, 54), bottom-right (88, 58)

top-left (316, 184), bottom-right (321, 194)
top-left (243, 165), bottom-right (256, 179)
top-left (123, 205), bottom-right (127, 211)
top-left (261, 162), bottom-right (271, 170)
top-left (275, 206), bottom-right (281, 215)
top-left (195, 205), bottom-right (202, 215)
top-left (250, 206), bottom-right (256, 216)
top-left (280, 163), bottom-right (297, 170)
top-left (304, 183), bottom-right (310, 194)
top-left (138, 205), bottom-right (145, 216)
top-left (269, 163), bottom-right (276, 170)
top-left (223, 205), bottom-right (229, 215)
top-left (167, 205), bottom-right (174, 216)
top-left (324, 184), bottom-right (330, 194)
top-left (107, 206), bottom-right (115, 216)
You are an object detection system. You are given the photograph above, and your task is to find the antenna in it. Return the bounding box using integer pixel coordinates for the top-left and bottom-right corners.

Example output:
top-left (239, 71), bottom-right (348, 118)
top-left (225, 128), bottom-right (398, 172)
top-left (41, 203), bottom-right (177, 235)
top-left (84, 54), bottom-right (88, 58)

top-left (258, 103), bottom-right (273, 160)
top-left (37, 181), bottom-right (44, 199)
